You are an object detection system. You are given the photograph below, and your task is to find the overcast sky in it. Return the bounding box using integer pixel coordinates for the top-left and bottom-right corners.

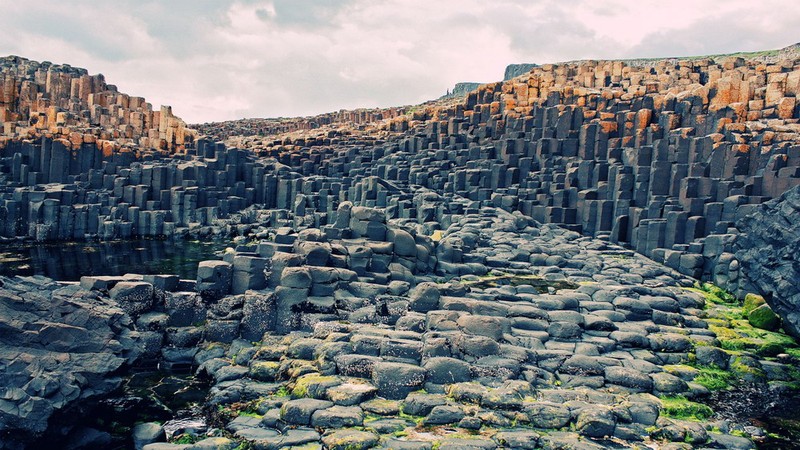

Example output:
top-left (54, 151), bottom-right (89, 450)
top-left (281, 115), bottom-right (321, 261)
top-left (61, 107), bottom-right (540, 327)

top-left (1, 0), bottom-right (798, 124)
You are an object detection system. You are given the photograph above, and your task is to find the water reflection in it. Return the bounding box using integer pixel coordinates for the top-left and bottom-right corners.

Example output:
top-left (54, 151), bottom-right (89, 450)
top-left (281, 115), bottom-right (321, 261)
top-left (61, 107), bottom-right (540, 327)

top-left (0, 239), bottom-right (228, 281)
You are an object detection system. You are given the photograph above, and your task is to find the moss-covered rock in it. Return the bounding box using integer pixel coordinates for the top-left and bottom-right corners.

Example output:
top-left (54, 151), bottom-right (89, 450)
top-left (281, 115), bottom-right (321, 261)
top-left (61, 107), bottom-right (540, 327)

top-left (291, 373), bottom-right (340, 399)
top-left (743, 293), bottom-right (766, 316)
top-left (748, 304), bottom-right (781, 331)
top-left (321, 429), bottom-right (379, 450)
top-left (658, 396), bottom-right (714, 421)
top-left (248, 361), bottom-right (281, 381)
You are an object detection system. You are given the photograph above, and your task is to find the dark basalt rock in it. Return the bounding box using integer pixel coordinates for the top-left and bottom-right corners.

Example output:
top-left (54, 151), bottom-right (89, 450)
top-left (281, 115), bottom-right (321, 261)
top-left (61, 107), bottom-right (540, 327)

top-left (736, 185), bottom-right (800, 337)
top-left (0, 276), bottom-right (143, 449)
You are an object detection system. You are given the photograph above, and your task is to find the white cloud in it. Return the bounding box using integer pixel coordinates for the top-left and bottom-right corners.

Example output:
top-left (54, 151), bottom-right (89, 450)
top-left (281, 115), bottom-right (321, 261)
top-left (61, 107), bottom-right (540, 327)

top-left (1, 0), bottom-right (798, 123)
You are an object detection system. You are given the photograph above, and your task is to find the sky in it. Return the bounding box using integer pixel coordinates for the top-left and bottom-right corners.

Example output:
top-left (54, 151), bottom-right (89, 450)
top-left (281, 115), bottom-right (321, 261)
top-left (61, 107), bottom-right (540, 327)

top-left (1, 0), bottom-right (798, 124)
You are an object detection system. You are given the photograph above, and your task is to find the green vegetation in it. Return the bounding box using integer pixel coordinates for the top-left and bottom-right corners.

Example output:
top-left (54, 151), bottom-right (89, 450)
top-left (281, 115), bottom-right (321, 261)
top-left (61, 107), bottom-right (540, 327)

top-left (397, 410), bottom-right (425, 427)
top-left (659, 395), bottom-right (714, 421)
top-left (743, 293), bottom-right (766, 315)
top-left (233, 442), bottom-right (254, 450)
top-left (729, 356), bottom-right (766, 380)
top-left (748, 304), bottom-right (781, 331)
top-left (461, 271), bottom-right (579, 292)
top-left (688, 282), bottom-right (737, 305)
top-left (291, 374), bottom-right (337, 398)
top-left (172, 433), bottom-right (200, 445)
top-left (692, 365), bottom-right (735, 391)
top-left (689, 284), bottom-right (799, 356)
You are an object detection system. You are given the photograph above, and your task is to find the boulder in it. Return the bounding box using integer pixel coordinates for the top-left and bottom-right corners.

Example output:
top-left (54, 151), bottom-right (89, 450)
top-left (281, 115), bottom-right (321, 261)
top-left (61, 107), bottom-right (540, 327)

top-left (196, 261), bottom-right (232, 300)
top-left (372, 362), bottom-right (426, 399)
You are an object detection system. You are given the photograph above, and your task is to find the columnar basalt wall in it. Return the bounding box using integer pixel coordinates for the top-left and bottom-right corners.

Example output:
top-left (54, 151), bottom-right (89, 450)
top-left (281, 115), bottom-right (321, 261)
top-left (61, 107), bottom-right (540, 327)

top-left (0, 138), bottom-right (278, 240)
top-left (222, 56), bottom-right (800, 303)
top-left (1, 53), bottom-right (799, 320)
top-left (0, 56), bottom-right (193, 152)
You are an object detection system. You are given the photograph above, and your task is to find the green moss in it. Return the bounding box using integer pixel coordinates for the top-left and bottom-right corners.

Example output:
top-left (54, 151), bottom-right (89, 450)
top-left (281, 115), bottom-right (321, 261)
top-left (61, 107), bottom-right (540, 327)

top-left (249, 361), bottom-right (281, 381)
top-left (172, 433), bottom-right (200, 445)
top-left (659, 395), bottom-right (714, 421)
top-left (291, 374), bottom-right (337, 398)
top-left (398, 410), bottom-right (425, 427)
top-left (757, 342), bottom-right (785, 357)
top-left (689, 283), bottom-right (737, 306)
top-left (664, 364), bottom-right (699, 378)
top-left (692, 365), bottom-right (734, 391)
top-left (274, 386), bottom-right (290, 397)
top-left (743, 294), bottom-right (766, 316)
top-left (706, 300), bottom-right (798, 355)
top-left (748, 304), bottom-right (781, 331)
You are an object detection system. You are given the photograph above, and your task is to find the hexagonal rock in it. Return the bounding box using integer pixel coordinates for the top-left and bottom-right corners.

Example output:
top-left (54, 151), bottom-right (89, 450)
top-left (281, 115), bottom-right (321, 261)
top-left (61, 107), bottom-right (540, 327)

top-left (423, 405), bottom-right (465, 425)
top-left (423, 357), bottom-right (471, 384)
top-left (648, 333), bottom-right (692, 352)
top-left (575, 406), bottom-right (616, 438)
top-left (493, 431), bottom-right (541, 449)
top-left (321, 429), bottom-right (379, 450)
top-left (401, 393), bottom-right (447, 416)
top-left (327, 381), bottom-right (378, 406)
top-left (604, 366), bottom-right (653, 392)
top-left (408, 282), bottom-right (441, 312)
top-left (456, 315), bottom-right (509, 341)
top-left (310, 405), bottom-right (363, 428)
top-left (371, 361), bottom-right (426, 399)
top-left (196, 260), bottom-right (232, 300)
top-left (280, 267), bottom-right (313, 289)
top-left (388, 228), bottom-right (417, 257)
top-left (523, 402), bottom-right (571, 429)
top-left (280, 398), bottom-right (333, 425)
top-left (109, 281), bottom-right (154, 316)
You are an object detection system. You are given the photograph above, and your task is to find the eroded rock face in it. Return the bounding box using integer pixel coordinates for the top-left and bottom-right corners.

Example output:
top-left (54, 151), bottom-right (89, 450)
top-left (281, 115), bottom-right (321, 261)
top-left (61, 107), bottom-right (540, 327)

top-left (736, 185), bottom-right (800, 337)
top-left (0, 276), bottom-right (143, 449)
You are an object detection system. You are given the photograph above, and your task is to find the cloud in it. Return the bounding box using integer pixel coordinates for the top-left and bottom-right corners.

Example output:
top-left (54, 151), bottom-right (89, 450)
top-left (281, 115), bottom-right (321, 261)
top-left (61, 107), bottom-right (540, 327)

top-left (1, 0), bottom-right (798, 123)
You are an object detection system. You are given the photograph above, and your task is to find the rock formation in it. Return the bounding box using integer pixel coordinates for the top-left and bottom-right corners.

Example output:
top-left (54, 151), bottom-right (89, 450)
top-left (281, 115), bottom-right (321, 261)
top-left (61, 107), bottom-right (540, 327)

top-left (193, 107), bottom-right (411, 142)
top-left (0, 47), bottom-right (799, 449)
top-left (736, 185), bottom-right (800, 337)
top-left (0, 56), bottom-right (194, 153)
top-left (440, 82), bottom-right (483, 100)
top-left (0, 276), bottom-right (143, 449)
top-left (504, 63), bottom-right (538, 80)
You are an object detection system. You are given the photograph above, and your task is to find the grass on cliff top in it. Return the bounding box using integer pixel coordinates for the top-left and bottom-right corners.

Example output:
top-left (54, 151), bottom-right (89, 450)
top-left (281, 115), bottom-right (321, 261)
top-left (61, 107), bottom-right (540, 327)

top-left (607, 46), bottom-right (795, 65)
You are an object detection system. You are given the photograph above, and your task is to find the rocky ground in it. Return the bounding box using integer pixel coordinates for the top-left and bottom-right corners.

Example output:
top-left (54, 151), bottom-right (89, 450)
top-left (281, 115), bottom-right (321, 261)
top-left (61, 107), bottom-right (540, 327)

top-left (3, 199), bottom-right (798, 449)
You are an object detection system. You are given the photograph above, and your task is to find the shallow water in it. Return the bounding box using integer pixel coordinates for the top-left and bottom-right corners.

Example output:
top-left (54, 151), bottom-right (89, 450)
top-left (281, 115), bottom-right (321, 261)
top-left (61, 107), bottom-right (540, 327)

top-left (0, 238), bottom-right (230, 281)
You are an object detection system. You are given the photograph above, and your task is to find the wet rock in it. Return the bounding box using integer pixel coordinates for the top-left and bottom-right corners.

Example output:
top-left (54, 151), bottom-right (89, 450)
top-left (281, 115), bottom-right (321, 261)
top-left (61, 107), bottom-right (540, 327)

top-left (110, 281), bottom-right (154, 317)
top-left (311, 405), bottom-right (363, 428)
top-left (372, 362), bottom-right (426, 399)
top-left (321, 429), bottom-right (379, 450)
top-left (408, 282), bottom-right (441, 312)
top-left (133, 422), bottom-right (166, 450)
top-left (423, 357), bottom-right (471, 384)
top-left (196, 261), bottom-right (232, 300)
top-left (280, 398), bottom-right (334, 425)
